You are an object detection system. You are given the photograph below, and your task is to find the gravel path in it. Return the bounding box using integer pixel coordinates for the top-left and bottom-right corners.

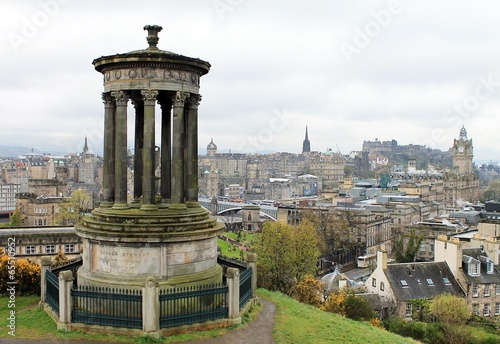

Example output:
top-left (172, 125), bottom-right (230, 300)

top-left (5, 298), bottom-right (276, 344)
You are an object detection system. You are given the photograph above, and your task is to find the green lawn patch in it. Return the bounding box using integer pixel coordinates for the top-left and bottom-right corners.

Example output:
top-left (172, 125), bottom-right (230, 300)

top-left (258, 289), bottom-right (418, 344)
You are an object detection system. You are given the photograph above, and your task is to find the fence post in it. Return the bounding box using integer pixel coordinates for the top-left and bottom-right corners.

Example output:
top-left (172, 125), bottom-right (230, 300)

top-left (142, 276), bottom-right (160, 337)
top-left (57, 270), bottom-right (73, 330)
top-left (40, 256), bottom-right (51, 306)
top-left (247, 253), bottom-right (257, 298)
top-left (227, 267), bottom-right (241, 323)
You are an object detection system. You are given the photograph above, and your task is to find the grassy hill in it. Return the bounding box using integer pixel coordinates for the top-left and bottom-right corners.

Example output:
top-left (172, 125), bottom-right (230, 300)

top-left (0, 291), bottom-right (416, 343)
top-left (259, 289), bottom-right (417, 344)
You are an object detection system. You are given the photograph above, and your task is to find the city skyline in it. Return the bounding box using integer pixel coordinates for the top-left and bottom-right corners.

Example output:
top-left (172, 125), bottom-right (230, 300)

top-left (2, 1), bottom-right (500, 161)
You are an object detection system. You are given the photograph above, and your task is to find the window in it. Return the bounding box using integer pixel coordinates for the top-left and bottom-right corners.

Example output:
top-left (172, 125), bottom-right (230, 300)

top-left (484, 303), bottom-right (491, 317)
top-left (45, 245), bottom-right (56, 254)
top-left (472, 304), bottom-right (479, 315)
top-left (426, 278), bottom-right (434, 286)
top-left (420, 243), bottom-right (426, 252)
top-left (472, 284), bottom-right (479, 297)
top-left (26, 245), bottom-right (35, 254)
top-left (442, 277), bottom-right (451, 285)
top-left (372, 278), bottom-right (376, 287)
top-left (496, 284), bottom-right (500, 295)
top-left (380, 282), bottom-right (384, 291)
top-left (65, 244), bottom-right (75, 253)
top-left (400, 280), bottom-right (408, 287)
top-left (487, 261), bottom-right (494, 274)
top-left (485, 285), bottom-right (491, 297)
top-left (405, 303), bottom-right (412, 317)
top-left (38, 219), bottom-right (42, 226)
top-left (430, 244), bottom-right (435, 253)
top-left (469, 262), bottom-right (480, 276)
top-left (495, 303), bottom-right (500, 316)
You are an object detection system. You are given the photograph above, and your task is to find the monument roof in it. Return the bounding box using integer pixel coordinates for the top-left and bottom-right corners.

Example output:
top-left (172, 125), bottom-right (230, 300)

top-left (93, 25), bottom-right (210, 75)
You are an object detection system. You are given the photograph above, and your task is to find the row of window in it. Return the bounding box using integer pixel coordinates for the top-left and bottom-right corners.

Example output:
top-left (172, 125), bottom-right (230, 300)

top-left (24, 244), bottom-right (76, 254)
top-left (472, 284), bottom-right (500, 297)
top-left (34, 219), bottom-right (47, 226)
top-left (472, 303), bottom-right (500, 317)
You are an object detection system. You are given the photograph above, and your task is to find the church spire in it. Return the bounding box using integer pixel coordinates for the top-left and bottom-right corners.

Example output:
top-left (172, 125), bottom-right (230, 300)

top-left (302, 126), bottom-right (311, 153)
top-left (83, 136), bottom-right (89, 153)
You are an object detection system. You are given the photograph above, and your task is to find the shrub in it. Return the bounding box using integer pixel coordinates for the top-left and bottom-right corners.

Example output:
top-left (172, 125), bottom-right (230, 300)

top-left (322, 289), bottom-right (376, 321)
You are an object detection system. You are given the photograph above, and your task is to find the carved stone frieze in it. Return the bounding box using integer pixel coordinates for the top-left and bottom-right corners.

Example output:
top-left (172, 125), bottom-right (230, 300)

top-left (104, 67), bottom-right (200, 86)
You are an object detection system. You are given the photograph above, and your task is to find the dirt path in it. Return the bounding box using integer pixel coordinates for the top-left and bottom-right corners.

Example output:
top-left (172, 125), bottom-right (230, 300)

top-left (177, 298), bottom-right (276, 344)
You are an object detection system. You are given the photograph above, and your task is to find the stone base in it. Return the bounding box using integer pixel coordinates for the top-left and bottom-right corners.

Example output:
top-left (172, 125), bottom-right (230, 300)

top-left (77, 264), bottom-right (223, 290)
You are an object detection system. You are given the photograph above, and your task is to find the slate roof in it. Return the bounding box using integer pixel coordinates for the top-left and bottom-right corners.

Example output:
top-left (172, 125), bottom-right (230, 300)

top-left (385, 262), bottom-right (464, 301)
top-left (461, 248), bottom-right (500, 284)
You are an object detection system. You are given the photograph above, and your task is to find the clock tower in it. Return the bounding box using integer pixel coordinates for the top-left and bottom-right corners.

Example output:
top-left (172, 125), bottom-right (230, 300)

top-left (452, 125), bottom-right (473, 174)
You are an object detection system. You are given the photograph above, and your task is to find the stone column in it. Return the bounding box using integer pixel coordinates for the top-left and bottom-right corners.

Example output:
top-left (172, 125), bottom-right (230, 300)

top-left (111, 90), bottom-right (129, 209)
top-left (227, 267), bottom-right (241, 323)
top-left (247, 253), bottom-right (257, 298)
top-left (141, 90), bottom-right (159, 210)
top-left (132, 98), bottom-right (144, 204)
top-left (58, 270), bottom-right (74, 330)
top-left (159, 95), bottom-right (172, 202)
top-left (102, 93), bottom-right (115, 207)
top-left (186, 94), bottom-right (201, 205)
top-left (171, 91), bottom-right (189, 206)
top-left (40, 256), bottom-right (51, 305)
top-left (142, 276), bottom-right (159, 335)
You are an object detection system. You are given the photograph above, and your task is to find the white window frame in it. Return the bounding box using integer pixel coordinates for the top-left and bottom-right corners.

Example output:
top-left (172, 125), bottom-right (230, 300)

top-left (484, 303), bottom-right (490, 317)
top-left (496, 284), bottom-right (500, 295)
top-left (45, 245), bottom-right (56, 254)
top-left (405, 303), bottom-right (412, 317)
top-left (472, 284), bottom-right (479, 297)
top-left (495, 303), bottom-right (500, 316)
top-left (26, 245), bottom-right (35, 254)
top-left (65, 244), bottom-right (75, 253)
top-left (469, 263), bottom-right (480, 276)
top-left (485, 285), bottom-right (491, 297)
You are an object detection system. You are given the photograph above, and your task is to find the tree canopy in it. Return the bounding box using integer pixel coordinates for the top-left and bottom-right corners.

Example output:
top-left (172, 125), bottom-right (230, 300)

top-left (254, 220), bottom-right (320, 295)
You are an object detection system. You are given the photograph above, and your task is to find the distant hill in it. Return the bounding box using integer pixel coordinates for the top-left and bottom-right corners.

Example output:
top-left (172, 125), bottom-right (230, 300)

top-left (0, 145), bottom-right (41, 158)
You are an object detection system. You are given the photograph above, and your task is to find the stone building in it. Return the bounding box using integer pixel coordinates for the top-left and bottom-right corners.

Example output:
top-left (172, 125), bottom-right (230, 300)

top-left (435, 235), bottom-right (500, 318)
top-left (0, 227), bottom-right (81, 264)
top-left (78, 137), bottom-right (99, 184)
top-left (443, 126), bottom-right (479, 209)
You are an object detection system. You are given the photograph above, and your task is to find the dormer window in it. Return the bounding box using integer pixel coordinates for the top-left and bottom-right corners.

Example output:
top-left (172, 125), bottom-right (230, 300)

top-left (487, 261), bottom-right (494, 274)
top-left (469, 262), bottom-right (480, 276)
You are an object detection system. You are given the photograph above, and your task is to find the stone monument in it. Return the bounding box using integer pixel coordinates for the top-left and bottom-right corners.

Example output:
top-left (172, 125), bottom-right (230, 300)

top-left (76, 25), bottom-right (224, 290)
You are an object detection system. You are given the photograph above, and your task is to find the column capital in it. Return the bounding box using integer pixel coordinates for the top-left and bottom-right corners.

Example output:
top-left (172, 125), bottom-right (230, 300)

top-left (111, 90), bottom-right (129, 106)
top-left (102, 92), bottom-right (115, 107)
top-left (171, 91), bottom-right (190, 107)
top-left (187, 94), bottom-right (202, 109)
top-left (141, 89), bottom-right (159, 105)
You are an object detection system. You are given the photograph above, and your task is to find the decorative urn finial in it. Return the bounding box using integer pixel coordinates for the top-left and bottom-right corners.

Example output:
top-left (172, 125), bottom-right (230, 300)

top-left (143, 25), bottom-right (163, 49)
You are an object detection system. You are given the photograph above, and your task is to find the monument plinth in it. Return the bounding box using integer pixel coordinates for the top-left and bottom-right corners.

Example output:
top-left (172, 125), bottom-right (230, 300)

top-left (76, 25), bottom-right (224, 290)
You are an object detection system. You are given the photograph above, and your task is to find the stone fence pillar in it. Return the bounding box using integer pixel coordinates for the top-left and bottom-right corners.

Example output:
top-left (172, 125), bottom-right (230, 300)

top-left (247, 253), bottom-right (257, 298)
top-left (227, 267), bottom-right (241, 323)
top-left (58, 270), bottom-right (73, 330)
top-left (142, 276), bottom-right (160, 336)
top-left (40, 256), bottom-right (51, 305)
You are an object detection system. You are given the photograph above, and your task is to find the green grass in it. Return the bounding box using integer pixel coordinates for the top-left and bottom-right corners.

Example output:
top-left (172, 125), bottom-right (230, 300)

top-left (218, 230), bottom-right (255, 259)
top-left (0, 295), bottom-right (262, 343)
top-left (217, 238), bottom-right (242, 258)
top-left (258, 289), bottom-right (418, 344)
top-left (222, 231), bottom-right (255, 247)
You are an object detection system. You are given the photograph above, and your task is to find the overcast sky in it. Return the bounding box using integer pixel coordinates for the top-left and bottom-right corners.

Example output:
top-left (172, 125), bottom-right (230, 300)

top-left (1, 1), bottom-right (500, 162)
